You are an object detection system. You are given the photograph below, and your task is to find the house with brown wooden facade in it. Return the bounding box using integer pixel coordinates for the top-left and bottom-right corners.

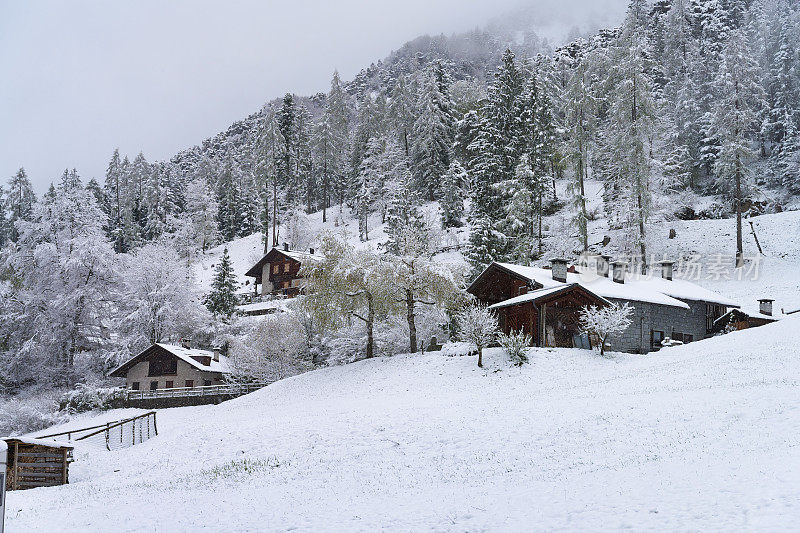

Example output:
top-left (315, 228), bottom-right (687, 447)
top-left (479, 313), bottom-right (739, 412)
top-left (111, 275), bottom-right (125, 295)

top-left (241, 243), bottom-right (321, 316)
top-left (469, 256), bottom-right (741, 354)
top-left (109, 341), bottom-right (230, 391)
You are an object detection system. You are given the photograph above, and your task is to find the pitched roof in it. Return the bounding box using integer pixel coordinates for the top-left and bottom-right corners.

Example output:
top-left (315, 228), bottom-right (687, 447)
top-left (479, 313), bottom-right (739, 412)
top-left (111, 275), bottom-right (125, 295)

top-left (475, 262), bottom-right (739, 309)
top-left (245, 247), bottom-right (323, 278)
top-left (713, 307), bottom-right (781, 327)
top-left (488, 284), bottom-right (610, 310)
top-left (109, 343), bottom-right (231, 377)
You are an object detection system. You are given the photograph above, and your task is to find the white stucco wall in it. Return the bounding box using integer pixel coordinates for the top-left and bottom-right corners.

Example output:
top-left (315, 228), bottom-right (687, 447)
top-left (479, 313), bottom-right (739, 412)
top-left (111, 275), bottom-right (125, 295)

top-left (125, 359), bottom-right (224, 390)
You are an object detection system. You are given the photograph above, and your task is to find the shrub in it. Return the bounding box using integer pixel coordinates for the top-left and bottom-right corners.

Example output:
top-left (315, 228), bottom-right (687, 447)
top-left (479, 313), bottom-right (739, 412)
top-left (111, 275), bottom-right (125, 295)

top-left (0, 397), bottom-right (66, 436)
top-left (497, 331), bottom-right (531, 366)
top-left (59, 384), bottom-right (127, 414)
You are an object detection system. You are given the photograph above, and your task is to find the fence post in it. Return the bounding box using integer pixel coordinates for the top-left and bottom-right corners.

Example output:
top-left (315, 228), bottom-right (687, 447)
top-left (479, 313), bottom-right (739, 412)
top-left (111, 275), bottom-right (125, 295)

top-left (105, 422), bottom-right (111, 451)
top-left (153, 412), bottom-right (158, 436)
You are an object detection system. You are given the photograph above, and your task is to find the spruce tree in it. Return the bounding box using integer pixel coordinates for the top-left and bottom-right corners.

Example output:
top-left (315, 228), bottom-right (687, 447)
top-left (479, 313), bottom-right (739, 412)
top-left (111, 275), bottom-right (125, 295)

top-left (439, 161), bottom-right (466, 229)
top-left (5, 167), bottom-right (36, 242)
top-left (204, 248), bottom-right (239, 321)
top-left (711, 28), bottom-right (766, 267)
top-left (411, 63), bottom-right (455, 201)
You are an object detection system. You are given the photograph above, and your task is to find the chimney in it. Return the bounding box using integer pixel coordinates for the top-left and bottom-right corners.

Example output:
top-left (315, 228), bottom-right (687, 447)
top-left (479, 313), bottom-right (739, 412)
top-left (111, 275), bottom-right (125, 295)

top-left (611, 261), bottom-right (626, 284)
top-left (212, 348), bottom-right (220, 362)
top-left (180, 338), bottom-right (192, 349)
top-left (283, 242), bottom-right (289, 252)
top-left (309, 247), bottom-right (314, 255)
top-left (658, 260), bottom-right (675, 281)
top-left (759, 299), bottom-right (774, 316)
top-left (598, 255), bottom-right (611, 278)
top-left (550, 258), bottom-right (568, 283)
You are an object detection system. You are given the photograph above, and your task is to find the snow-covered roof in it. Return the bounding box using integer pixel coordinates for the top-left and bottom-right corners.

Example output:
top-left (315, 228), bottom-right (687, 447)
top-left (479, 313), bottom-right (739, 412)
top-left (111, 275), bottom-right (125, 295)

top-left (713, 307), bottom-right (782, 327)
top-left (109, 343), bottom-right (231, 377)
top-left (245, 247), bottom-right (323, 278)
top-left (5, 436), bottom-right (74, 448)
top-left (156, 343), bottom-right (232, 373)
top-left (489, 262), bottom-right (738, 309)
top-left (488, 284), bottom-right (610, 310)
top-left (237, 300), bottom-right (287, 314)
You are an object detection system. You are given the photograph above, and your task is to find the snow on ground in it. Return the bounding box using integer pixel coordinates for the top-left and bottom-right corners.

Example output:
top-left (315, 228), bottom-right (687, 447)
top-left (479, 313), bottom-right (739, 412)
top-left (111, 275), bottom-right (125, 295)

top-left (9, 316), bottom-right (800, 532)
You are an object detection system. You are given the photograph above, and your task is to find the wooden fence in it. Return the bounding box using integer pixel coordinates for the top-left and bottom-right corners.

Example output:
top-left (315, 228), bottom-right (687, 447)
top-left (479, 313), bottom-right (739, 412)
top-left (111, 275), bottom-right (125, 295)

top-left (125, 382), bottom-right (270, 401)
top-left (37, 411), bottom-right (158, 451)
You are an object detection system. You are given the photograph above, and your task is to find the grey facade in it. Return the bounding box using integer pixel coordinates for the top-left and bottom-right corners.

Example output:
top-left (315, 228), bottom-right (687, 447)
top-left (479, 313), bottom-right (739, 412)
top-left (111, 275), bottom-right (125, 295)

top-left (606, 298), bottom-right (715, 354)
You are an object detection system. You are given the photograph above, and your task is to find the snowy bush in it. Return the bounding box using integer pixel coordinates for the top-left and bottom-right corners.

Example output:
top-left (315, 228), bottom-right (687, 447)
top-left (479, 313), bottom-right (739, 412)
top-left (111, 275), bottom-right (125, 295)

top-left (440, 342), bottom-right (475, 357)
top-left (59, 384), bottom-right (127, 414)
top-left (497, 331), bottom-right (531, 366)
top-left (229, 313), bottom-right (312, 382)
top-left (0, 396), bottom-right (66, 436)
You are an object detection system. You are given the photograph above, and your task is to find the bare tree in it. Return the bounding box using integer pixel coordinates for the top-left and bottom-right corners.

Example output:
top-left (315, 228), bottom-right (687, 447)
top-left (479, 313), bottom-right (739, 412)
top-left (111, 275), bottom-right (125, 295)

top-left (578, 303), bottom-right (633, 356)
top-left (457, 304), bottom-right (499, 368)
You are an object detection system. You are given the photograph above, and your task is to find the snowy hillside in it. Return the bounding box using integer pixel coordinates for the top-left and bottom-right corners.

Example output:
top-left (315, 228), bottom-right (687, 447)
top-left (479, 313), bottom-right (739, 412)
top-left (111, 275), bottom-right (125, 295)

top-left (10, 315), bottom-right (800, 531)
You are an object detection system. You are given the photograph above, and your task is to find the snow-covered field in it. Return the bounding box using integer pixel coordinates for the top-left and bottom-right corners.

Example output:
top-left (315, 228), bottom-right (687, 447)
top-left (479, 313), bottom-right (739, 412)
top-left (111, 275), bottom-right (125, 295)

top-left (9, 314), bottom-right (800, 532)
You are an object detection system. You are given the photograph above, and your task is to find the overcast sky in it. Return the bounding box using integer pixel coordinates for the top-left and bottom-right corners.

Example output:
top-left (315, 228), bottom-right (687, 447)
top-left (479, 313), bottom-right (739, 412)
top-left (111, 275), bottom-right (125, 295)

top-left (0, 0), bottom-right (626, 192)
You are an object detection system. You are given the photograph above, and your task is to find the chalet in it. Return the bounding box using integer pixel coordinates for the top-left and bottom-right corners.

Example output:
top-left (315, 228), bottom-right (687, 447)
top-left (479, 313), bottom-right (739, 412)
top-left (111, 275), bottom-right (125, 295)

top-left (109, 341), bottom-right (231, 391)
top-left (711, 298), bottom-right (781, 333)
top-left (241, 243), bottom-right (321, 316)
top-left (468, 256), bottom-right (741, 354)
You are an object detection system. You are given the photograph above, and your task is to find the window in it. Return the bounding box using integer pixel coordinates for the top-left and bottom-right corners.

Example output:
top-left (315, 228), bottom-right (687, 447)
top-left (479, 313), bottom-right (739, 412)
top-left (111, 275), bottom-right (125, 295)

top-left (131, 382), bottom-right (140, 391)
top-left (283, 262), bottom-right (290, 273)
top-left (165, 381), bottom-right (174, 389)
top-left (273, 264), bottom-right (279, 274)
top-left (672, 332), bottom-right (694, 344)
top-left (651, 330), bottom-right (664, 349)
top-left (185, 380), bottom-right (194, 388)
top-left (149, 381), bottom-right (158, 391)
top-left (203, 379), bottom-right (212, 386)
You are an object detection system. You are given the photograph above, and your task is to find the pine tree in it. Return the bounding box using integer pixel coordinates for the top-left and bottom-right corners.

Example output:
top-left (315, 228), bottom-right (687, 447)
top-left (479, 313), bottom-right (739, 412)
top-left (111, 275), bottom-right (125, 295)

top-left (354, 137), bottom-right (383, 241)
top-left (204, 248), bottom-right (239, 321)
top-left (314, 71), bottom-right (350, 223)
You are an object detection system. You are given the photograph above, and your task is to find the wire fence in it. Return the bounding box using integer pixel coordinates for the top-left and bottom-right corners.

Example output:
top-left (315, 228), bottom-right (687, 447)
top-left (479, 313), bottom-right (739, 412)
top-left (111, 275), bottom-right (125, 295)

top-left (37, 411), bottom-right (157, 451)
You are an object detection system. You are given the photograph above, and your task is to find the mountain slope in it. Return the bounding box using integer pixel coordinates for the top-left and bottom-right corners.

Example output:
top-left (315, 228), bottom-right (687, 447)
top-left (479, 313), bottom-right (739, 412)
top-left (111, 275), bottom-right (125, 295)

top-left (10, 315), bottom-right (800, 531)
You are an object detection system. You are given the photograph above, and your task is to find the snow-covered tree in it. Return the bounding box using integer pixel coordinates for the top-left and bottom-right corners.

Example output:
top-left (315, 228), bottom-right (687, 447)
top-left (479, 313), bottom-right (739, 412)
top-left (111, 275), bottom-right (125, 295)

top-left (4, 167), bottom-right (36, 243)
top-left (204, 248), bottom-right (239, 322)
top-left (710, 28), bottom-right (766, 267)
top-left (5, 184), bottom-right (116, 384)
top-left (579, 302), bottom-right (633, 356)
top-left (186, 178), bottom-right (219, 253)
top-left (229, 312), bottom-right (311, 382)
top-left (457, 303), bottom-right (499, 368)
top-left (117, 242), bottom-right (209, 358)
top-left (439, 160), bottom-right (466, 228)
top-left (411, 63), bottom-right (455, 201)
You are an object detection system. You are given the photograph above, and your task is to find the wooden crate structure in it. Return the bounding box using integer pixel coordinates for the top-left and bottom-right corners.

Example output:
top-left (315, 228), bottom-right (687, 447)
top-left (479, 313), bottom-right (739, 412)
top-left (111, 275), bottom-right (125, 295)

top-left (5, 437), bottom-right (74, 490)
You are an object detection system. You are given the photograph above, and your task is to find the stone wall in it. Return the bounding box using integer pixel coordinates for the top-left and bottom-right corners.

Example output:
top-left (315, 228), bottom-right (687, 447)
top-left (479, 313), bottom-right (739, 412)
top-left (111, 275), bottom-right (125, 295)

top-left (606, 298), bottom-right (711, 354)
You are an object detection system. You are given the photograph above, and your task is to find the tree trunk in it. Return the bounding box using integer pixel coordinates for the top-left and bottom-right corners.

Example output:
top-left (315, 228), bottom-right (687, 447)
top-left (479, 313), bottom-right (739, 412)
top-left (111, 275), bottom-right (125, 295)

top-left (272, 180), bottom-right (278, 247)
top-left (735, 154), bottom-right (744, 268)
top-left (365, 293), bottom-right (375, 359)
top-left (477, 345), bottom-right (483, 368)
top-left (322, 158), bottom-right (328, 224)
top-left (406, 289), bottom-right (417, 353)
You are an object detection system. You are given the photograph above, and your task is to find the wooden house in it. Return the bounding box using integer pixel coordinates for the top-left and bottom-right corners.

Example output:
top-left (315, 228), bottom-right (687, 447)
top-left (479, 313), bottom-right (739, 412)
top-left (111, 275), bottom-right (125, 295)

top-left (5, 437), bottom-right (74, 490)
top-left (711, 299), bottom-right (781, 333)
top-left (109, 341), bottom-right (231, 391)
top-left (244, 243), bottom-right (321, 304)
top-left (469, 257), bottom-right (740, 354)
